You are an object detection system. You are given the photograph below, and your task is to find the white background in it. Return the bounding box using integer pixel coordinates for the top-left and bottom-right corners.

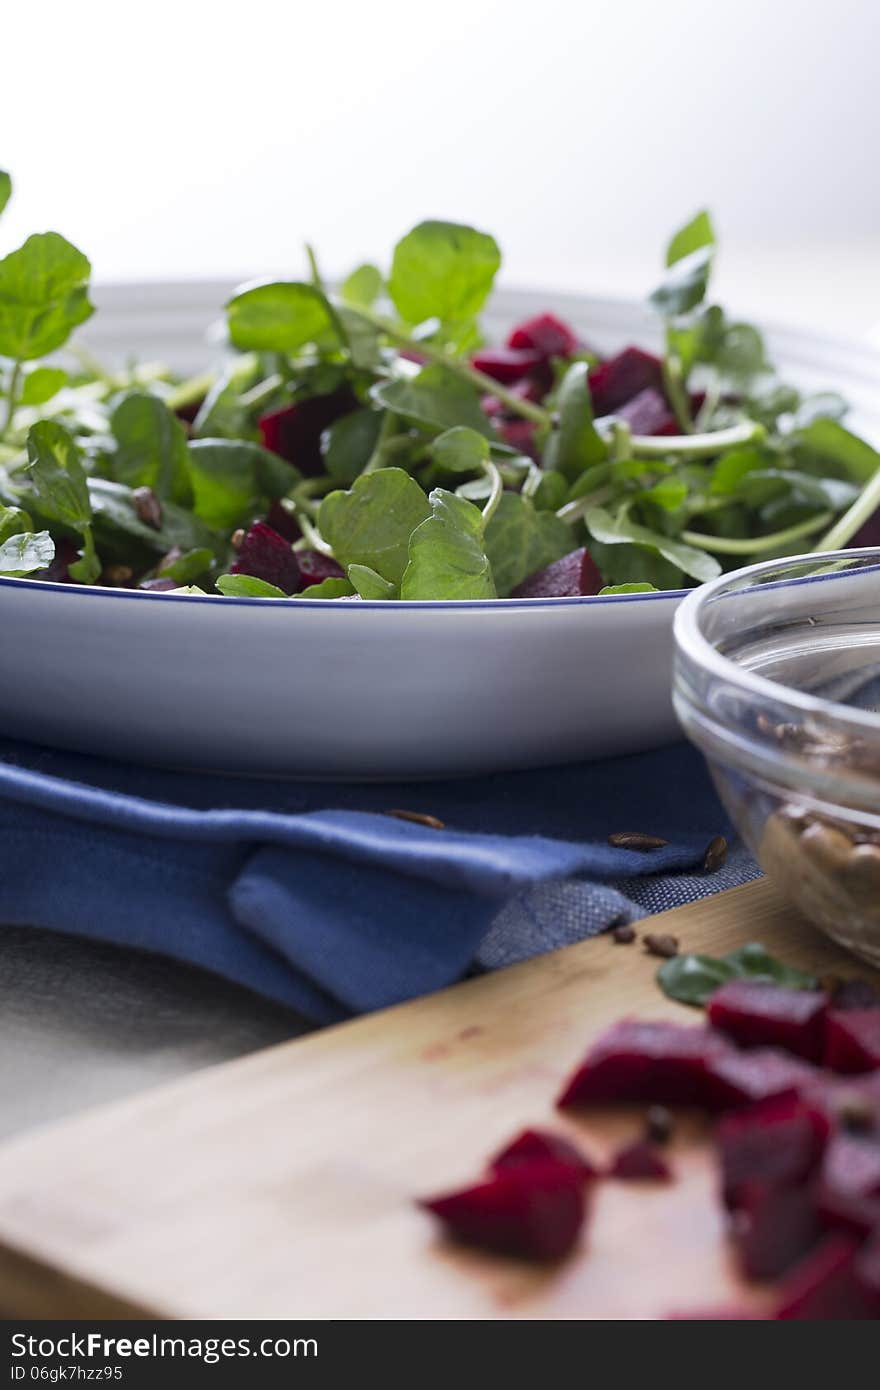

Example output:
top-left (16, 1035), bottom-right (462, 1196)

top-left (3, 0), bottom-right (879, 335)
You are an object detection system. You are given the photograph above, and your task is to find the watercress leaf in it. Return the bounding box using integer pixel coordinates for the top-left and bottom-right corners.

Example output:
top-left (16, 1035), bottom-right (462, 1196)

top-left (0, 505), bottom-right (33, 543)
top-left (0, 172), bottom-right (10, 218)
top-left (192, 354), bottom-right (263, 441)
top-left (432, 425), bottom-right (490, 474)
top-left (710, 446), bottom-right (770, 494)
top-left (646, 477), bottom-right (688, 511)
top-left (0, 529), bottom-right (54, 576)
top-left (19, 366), bottom-right (68, 406)
top-left (714, 322), bottom-right (767, 384)
top-left (483, 492), bottom-right (571, 597)
top-left (335, 305), bottom-right (382, 371)
top-left (88, 479), bottom-right (223, 558)
top-left (318, 467), bottom-right (431, 585)
top-left (371, 364), bottom-right (496, 438)
top-left (111, 392), bottom-right (193, 504)
top-left (589, 539), bottom-right (684, 591)
top-left (599, 582), bottom-right (659, 594)
top-left (24, 420), bottom-right (91, 528)
top-left (347, 563), bottom-right (397, 599)
top-left (322, 409), bottom-right (383, 483)
top-left (659, 940), bottom-right (817, 1008)
top-left (67, 529), bottom-right (101, 584)
top-left (187, 439), bottom-right (298, 530)
top-left (388, 220), bottom-right (500, 329)
top-left (531, 469), bottom-right (568, 512)
top-left (736, 469), bottom-right (857, 512)
top-left (401, 488), bottom-right (496, 600)
top-left (215, 573), bottom-right (287, 598)
top-left (543, 363), bottom-right (606, 479)
top-left (723, 942), bottom-right (817, 991)
top-left (650, 245), bottom-right (714, 318)
top-left (157, 547), bottom-right (214, 584)
top-left (794, 418), bottom-right (880, 485)
top-left (0, 232), bottom-right (94, 361)
top-left (585, 506), bottom-right (721, 583)
top-left (296, 576), bottom-right (356, 599)
top-left (340, 264), bottom-right (382, 307)
top-left (665, 209), bottom-right (715, 267)
top-left (226, 281), bottom-right (339, 355)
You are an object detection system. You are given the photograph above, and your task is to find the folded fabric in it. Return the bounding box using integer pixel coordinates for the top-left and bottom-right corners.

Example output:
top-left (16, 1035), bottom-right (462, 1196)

top-left (0, 736), bottom-right (759, 1022)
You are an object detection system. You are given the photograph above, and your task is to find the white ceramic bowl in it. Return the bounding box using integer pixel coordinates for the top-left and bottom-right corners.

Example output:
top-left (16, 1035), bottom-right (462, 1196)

top-left (1, 287), bottom-right (878, 778)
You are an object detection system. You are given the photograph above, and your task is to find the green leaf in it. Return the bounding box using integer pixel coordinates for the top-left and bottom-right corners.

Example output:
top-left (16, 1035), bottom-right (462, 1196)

top-left (322, 409), bottom-right (383, 483)
top-left (192, 354), bottom-right (263, 441)
top-left (372, 364), bottom-right (496, 437)
top-left (347, 563), bottom-right (397, 599)
top-left (599, 582), bottom-right (658, 595)
top-left (157, 547), bottom-right (214, 584)
top-left (543, 363), bottom-right (606, 478)
top-left (0, 505), bottom-right (33, 543)
top-left (187, 439), bottom-right (297, 530)
top-left (531, 470), bottom-right (568, 512)
top-left (709, 446), bottom-right (770, 494)
top-left (388, 220), bottom-right (500, 330)
top-left (226, 281), bottom-right (339, 355)
top-left (658, 941), bottom-right (817, 1008)
top-left (87, 479), bottom-right (222, 559)
top-left (215, 573), bottom-right (287, 598)
top-left (0, 232), bottom-right (93, 360)
top-left (19, 366), bottom-right (68, 406)
top-left (432, 425), bottom-right (490, 474)
top-left (585, 506), bottom-right (721, 583)
top-left (67, 529), bottom-right (101, 584)
top-left (318, 467), bottom-right (431, 586)
top-left (650, 245), bottom-right (714, 318)
top-left (0, 529), bottom-right (54, 576)
top-left (401, 489), bottom-right (496, 600)
top-left (713, 322), bottom-right (766, 383)
top-left (645, 477), bottom-right (688, 511)
top-left (111, 392), bottom-right (192, 503)
top-left (483, 492), bottom-right (571, 597)
top-left (340, 264), bottom-right (382, 307)
top-left (665, 210), bottom-right (715, 267)
top-left (0, 172), bottom-right (10, 219)
top-left (795, 419), bottom-right (880, 485)
top-left (25, 420), bottom-right (91, 528)
top-left (296, 576), bottom-right (356, 599)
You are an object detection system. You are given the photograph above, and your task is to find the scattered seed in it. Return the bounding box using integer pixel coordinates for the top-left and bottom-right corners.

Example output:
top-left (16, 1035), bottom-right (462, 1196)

top-left (643, 933), bottom-right (679, 959)
top-left (834, 1093), bottom-right (876, 1135)
top-left (132, 485), bottom-right (163, 530)
top-left (101, 564), bottom-right (133, 586)
top-left (231, 528), bottom-right (246, 550)
top-left (645, 1105), bottom-right (674, 1145)
top-left (387, 809), bottom-right (446, 831)
top-left (608, 831), bottom-right (669, 852)
top-left (702, 835), bottom-right (728, 873)
top-left (612, 924), bottom-right (637, 945)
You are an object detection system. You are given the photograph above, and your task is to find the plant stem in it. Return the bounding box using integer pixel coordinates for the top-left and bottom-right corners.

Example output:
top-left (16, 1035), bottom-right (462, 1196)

top-left (816, 464), bottom-right (880, 551)
top-left (305, 243), bottom-right (322, 290)
top-left (681, 510), bottom-right (833, 556)
top-left (480, 461), bottom-right (504, 527)
top-left (630, 418), bottom-right (765, 459)
top-left (556, 486), bottom-right (613, 525)
top-left (296, 509), bottom-right (335, 556)
top-left (662, 354), bottom-right (694, 433)
top-left (165, 371), bottom-right (216, 413)
top-left (239, 373), bottom-right (284, 410)
top-left (2, 361), bottom-right (22, 438)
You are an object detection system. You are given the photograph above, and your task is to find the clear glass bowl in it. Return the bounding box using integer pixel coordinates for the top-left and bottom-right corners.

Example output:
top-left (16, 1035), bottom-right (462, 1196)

top-left (673, 547), bottom-right (880, 967)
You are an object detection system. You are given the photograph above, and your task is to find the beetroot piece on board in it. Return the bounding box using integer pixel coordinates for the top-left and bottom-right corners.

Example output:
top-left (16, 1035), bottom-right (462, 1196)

top-left (824, 1009), bottom-right (880, 1074)
top-left (557, 1020), bottom-right (732, 1110)
top-left (820, 1133), bottom-right (880, 1200)
top-left (707, 981), bottom-right (828, 1063)
top-left (511, 548), bottom-right (604, 599)
top-left (829, 979), bottom-right (880, 1011)
top-left (471, 347), bottom-right (544, 384)
top-left (489, 1128), bottom-right (598, 1180)
top-left (258, 388), bottom-right (358, 476)
top-left (616, 387), bottom-right (677, 437)
top-left (506, 313), bottom-right (579, 360)
top-left (775, 1234), bottom-right (874, 1320)
top-left (717, 1093), bottom-right (830, 1209)
top-left (609, 1138), bottom-right (673, 1182)
top-left (853, 1233), bottom-right (880, 1315)
top-left (228, 521), bottom-right (301, 594)
top-left (704, 1048), bottom-right (819, 1111)
top-left (296, 549), bottom-right (346, 587)
top-left (588, 347), bottom-right (664, 417)
top-left (732, 1184), bottom-right (823, 1281)
top-left (419, 1160), bottom-right (587, 1262)
top-left (813, 1181), bottom-right (880, 1239)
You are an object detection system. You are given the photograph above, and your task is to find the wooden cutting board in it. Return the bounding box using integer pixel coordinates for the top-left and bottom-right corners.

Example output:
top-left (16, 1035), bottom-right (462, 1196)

top-left (0, 877), bottom-right (875, 1321)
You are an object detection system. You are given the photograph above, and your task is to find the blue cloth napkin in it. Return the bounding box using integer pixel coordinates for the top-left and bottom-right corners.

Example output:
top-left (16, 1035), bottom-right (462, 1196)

top-left (0, 737), bottom-right (760, 1023)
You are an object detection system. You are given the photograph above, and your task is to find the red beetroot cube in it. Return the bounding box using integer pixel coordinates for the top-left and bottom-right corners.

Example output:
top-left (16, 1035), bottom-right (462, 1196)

top-left (296, 549), bottom-right (346, 588)
top-left (481, 378), bottom-right (546, 419)
top-left (824, 1008), bottom-right (880, 1074)
top-left (506, 313), bottom-right (578, 359)
top-left (616, 387), bottom-right (677, 437)
top-left (229, 521), bottom-right (301, 594)
top-left (258, 388), bottom-right (358, 477)
top-left (732, 1184), bottom-right (822, 1281)
top-left (419, 1160), bottom-right (587, 1262)
top-left (557, 1020), bottom-right (731, 1110)
top-left (706, 1048), bottom-right (819, 1111)
top-left (588, 347), bottom-right (664, 417)
top-left (717, 1093), bottom-right (829, 1209)
top-left (707, 981), bottom-right (828, 1062)
top-left (471, 347), bottom-right (544, 384)
top-left (265, 498), bottom-right (301, 542)
top-left (829, 978), bottom-right (880, 1011)
top-left (814, 1181), bottom-right (880, 1239)
top-left (853, 1233), bottom-right (880, 1316)
top-left (490, 1128), bottom-right (597, 1180)
top-left (609, 1137), bottom-right (672, 1181)
top-left (511, 548), bottom-right (604, 599)
top-left (820, 1133), bottom-right (880, 1200)
top-left (776, 1234), bottom-right (874, 1319)
top-left (497, 418), bottom-right (539, 459)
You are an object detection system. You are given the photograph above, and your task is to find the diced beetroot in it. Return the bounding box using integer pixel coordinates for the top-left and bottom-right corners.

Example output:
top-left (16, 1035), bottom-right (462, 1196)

top-left (228, 521), bottom-right (301, 594)
top-left (814, 1181), bottom-right (880, 1238)
top-left (419, 1160), bottom-right (587, 1262)
top-left (616, 387), bottom-right (677, 437)
top-left (831, 978), bottom-right (880, 1011)
top-left (506, 313), bottom-right (578, 359)
top-left (821, 1133), bottom-right (880, 1200)
top-left (482, 378), bottom-right (546, 418)
top-left (265, 498), bottom-right (301, 542)
top-left (471, 347), bottom-right (544, 384)
top-left (775, 1234), bottom-right (874, 1319)
top-left (511, 548), bottom-right (604, 600)
top-left (490, 1128), bottom-right (598, 1180)
top-left (853, 1233), bottom-right (880, 1315)
top-left (732, 1184), bottom-right (822, 1281)
top-left (557, 1020), bottom-right (732, 1110)
top-left (173, 397), bottom-right (204, 425)
top-left (588, 347), bottom-right (664, 417)
top-left (824, 1008), bottom-right (880, 1074)
top-left (705, 1048), bottom-right (819, 1111)
top-left (35, 537), bottom-right (81, 585)
top-left (258, 388), bottom-right (358, 477)
top-left (497, 417), bottom-right (540, 460)
top-left (707, 981), bottom-right (828, 1063)
top-left (296, 549), bottom-right (346, 588)
top-left (609, 1137), bottom-right (673, 1181)
top-left (717, 1094), bottom-right (829, 1210)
